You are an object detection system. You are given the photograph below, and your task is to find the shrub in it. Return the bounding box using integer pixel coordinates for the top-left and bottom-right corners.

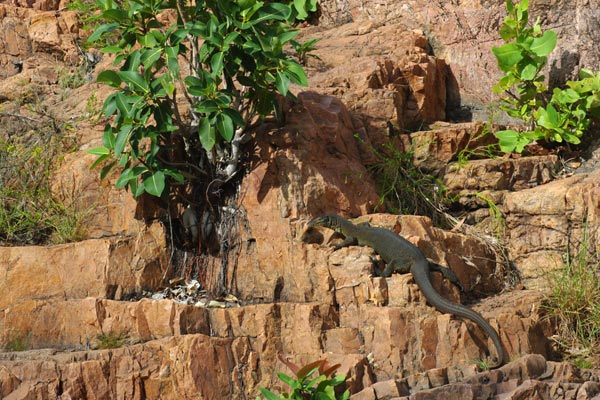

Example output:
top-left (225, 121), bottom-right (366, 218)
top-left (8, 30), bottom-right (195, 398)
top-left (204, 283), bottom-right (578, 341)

top-left (258, 355), bottom-right (349, 400)
top-left (492, 0), bottom-right (600, 153)
top-left (87, 0), bottom-right (313, 198)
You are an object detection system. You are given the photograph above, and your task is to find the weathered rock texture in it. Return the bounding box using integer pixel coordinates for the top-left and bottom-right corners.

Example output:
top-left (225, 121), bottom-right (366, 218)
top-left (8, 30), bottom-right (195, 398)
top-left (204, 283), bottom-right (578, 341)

top-left (1, 0), bottom-right (600, 399)
top-left (316, 0), bottom-right (600, 116)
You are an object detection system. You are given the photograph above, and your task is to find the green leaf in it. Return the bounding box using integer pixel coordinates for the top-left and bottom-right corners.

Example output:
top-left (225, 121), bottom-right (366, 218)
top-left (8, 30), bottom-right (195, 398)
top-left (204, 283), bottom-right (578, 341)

top-left (530, 30), bottom-right (557, 57)
top-left (292, 0), bottom-right (309, 20)
top-left (211, 51), bottom-right (225, 75)
top-left (102, 125), bottom-right (116, 149)
top-left (495, 129), bottom-right (520, 153)
top-left (141, 47), bottom-right (163, 69)
top-left (216, 112), bottom-right (234, 141)
top-left (97, 70), bottom-right (122, 87)
top-left (143, 171), bottom-right (165, 197)
top-left (89, 153), bottom-right (111, 170)
top-left (492, 43), bottom-right (523, 72)
top-left (198, 118), bottom-right (216, 151)
top-left (87, 146), bottom-right (111, 156)
top-left (88, 22), bottom-right (120, 43)
top-left (284, 61), bottom-right (308, 86)
top-left (252, 2), bottom-right (292, 23)
top-left (537, 104), bottom-right (560, 129)
top-left (257, 388), bottom-right (280, 400)
top-left (100, 161), bottom-right (117, 179)
top-left (117, 70), bottom-right (150, 94)
top-left (275, 70), bottom-right (290, 96)
top-left (520, 63), bottom-right (537, 81)
top-left (114, 124), bottom-right (133, 156)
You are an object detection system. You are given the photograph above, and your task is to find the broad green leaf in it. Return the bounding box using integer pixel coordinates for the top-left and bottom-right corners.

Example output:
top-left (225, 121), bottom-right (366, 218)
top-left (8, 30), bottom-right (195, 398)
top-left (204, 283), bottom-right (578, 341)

top-left (216, 113), bottom-right (234, 142)
top-left (102, 93), bottom-right (118, 117)
top-left (530, 30), bottom-right (557, 57)
top-left (114, 92), bottom-right (132, 117)
top-left (103, 9), bottom-right (127, 23)
top-left (102, 125), bottom-right (116, 149)
top-left (222, 108), bottom-right (246, 127)
top-left (141, 47), bottom-right (163, 69)
top-left (257, 388), bottom-right (280, 400)
top-left (520, 63), bottom-right (537, 81)
top-left (114, 124), bottom-right (133, 156)
top-left (492, 43), bottom-right (523, 72)
top-left (211, 51), bottom-right (225, 75)
top-left (292, 0), bottom-right (308, 20)
top-left (124, 49), bottom-right (141, 71)
top-left (88, 22), bottom-right (120, 42)
top-left (284, 61), bottom-right (308, 86)
top-left (117, 70), bottom-right (150, 93)
top-left (143, 171), bottom-right (165, 197)
top-left (164, 169), bottom-right (185, 184)
top-left (275, 70), bottom-right (290, 96)
top-left (251, 2), bottom-right (292, 23)
top-left (537, 104), bottom-right (560, 129)
top-left (89, 153), bottom-right (111, 170)
top-left (198, 118), bottom-right (216, 151)
top-left (97, 70), bottom-right (122, 87)
top-left (495, 129), bottom-right (520, 153)
top-left (87, 146), bottom-right (111, 156)
top-left (99, 161), bottom-right (117, 179)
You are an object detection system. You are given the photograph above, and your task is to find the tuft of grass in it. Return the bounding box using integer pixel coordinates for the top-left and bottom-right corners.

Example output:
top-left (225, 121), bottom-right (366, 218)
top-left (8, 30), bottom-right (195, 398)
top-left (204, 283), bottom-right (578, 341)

top-left (3, 331), bottom-right (28, 352)
top-left (356, 135), bottom-right (453, 226)
top-left (475, 192), bottom-right (506, 239)
top-left (455, 104), bottom-right (502, 168)
top-left (0, 107), bottom-right (91, 246)
top-left (96, 331), bottom-right (128, 349)
top-left (543, 225), bottom-right (600, 368)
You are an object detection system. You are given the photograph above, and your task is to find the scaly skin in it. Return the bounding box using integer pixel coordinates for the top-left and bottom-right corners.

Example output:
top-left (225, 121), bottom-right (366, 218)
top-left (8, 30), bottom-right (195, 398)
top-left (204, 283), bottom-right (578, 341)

top-left (308, 214), bottom-right (504, 368)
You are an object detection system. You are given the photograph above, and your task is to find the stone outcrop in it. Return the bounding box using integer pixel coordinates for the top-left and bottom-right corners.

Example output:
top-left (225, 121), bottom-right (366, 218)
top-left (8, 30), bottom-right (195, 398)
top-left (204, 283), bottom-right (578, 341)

top-left (503, 169), bottom-right (600, 289)
top-left (316, 0), bottom-right (600, 117)
top-left (352, 354), bottom-right (600, 400)
top-left (301, 22), bottom-right (447, 137)
top-left (1, 0), bottom-right (600, 399)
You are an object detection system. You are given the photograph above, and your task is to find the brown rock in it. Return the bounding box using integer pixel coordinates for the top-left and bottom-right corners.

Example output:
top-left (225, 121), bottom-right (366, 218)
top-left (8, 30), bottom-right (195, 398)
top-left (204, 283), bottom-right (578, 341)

top-left (27, 12), bottom-right (61, 49)
top-left (504, 170), bottom-right (600, 289)
top-left (302, 22), bottom-right (446, 135)
top-left (0, 223), bottom-right (170, 311)
top-left (315, 1), bottom-right (600, 117)
top-left (232, 91), bottom-right (380, 301)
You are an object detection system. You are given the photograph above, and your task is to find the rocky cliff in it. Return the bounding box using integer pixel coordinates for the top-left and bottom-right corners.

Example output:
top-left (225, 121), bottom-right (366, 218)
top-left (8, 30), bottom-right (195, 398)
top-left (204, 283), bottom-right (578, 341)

top-left (1, 1), bottom-right (600, 399)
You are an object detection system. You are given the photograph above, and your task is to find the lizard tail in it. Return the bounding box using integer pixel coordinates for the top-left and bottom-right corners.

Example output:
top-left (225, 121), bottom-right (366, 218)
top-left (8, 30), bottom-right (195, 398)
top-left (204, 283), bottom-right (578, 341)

top-left (411, 260), bottom-right (505, 368)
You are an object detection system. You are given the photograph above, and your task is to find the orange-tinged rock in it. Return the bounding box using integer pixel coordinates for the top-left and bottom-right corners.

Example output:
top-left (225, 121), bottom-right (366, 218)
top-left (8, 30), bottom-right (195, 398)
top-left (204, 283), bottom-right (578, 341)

top-left (0, 223), bottom-right (170, 311)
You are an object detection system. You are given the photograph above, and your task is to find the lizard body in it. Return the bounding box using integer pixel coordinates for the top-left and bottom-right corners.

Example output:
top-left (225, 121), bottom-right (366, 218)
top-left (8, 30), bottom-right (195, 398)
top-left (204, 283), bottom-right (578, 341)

top-left (308, 214), bottom-right (504, 368)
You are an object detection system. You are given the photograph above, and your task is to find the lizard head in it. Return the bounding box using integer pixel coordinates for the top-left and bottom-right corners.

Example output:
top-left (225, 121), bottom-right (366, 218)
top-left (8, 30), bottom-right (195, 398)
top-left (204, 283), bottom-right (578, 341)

top-left (307, 215), bottom-right (338, 229)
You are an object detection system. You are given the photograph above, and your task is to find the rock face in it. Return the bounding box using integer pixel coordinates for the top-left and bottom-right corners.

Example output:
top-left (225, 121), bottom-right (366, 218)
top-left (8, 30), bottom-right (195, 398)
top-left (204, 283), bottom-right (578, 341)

top-left (1, 0), bottom-right (600, 399)
top-left (316, 0), bottom-right (600, 117)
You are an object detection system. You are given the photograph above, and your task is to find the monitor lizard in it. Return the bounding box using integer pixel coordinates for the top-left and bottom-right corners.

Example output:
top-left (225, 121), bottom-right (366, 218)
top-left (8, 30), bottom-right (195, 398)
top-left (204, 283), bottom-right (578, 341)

top-left (307, 214), bottom-right (504, 368)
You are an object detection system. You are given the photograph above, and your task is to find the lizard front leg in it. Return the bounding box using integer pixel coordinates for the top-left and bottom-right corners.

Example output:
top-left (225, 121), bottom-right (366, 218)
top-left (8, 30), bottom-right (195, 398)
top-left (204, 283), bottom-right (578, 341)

top-left (332, 235), bottom-right (357, 250)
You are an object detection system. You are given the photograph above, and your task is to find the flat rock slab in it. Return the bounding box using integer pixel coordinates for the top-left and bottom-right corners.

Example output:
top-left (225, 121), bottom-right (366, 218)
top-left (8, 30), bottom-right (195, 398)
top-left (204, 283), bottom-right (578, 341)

top-left (0, 223), bottom-right (169, 310)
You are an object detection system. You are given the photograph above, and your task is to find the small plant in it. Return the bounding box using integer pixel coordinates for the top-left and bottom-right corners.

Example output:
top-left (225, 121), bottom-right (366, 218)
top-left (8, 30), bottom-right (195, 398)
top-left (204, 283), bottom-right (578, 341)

top-left (357, 135), bottom-right (452, 226)
top-left (258, 355), bottom-right (349, 400)
top-left (475, 192), bottom-right (506, 239)
top-left (543, 225), bottom-right (600, 368)
top-left (455, 107), bottom-right (501, 167)
top-left (96, 331), bottom-right (128, 349)
top-left (3, 331), bottom-right (28, 352)
top-left (492, 0), bottom-right (600, 153)
top-left (0, 108), bottom-right (84, 245)
top-left (290, 38), bottom-right (320, 65)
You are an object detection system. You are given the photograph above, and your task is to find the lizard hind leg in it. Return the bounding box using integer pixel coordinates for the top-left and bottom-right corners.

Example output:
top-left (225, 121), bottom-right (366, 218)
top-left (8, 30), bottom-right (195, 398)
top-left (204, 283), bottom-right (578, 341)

top-left (429, 262), bottom-right (464, 293)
